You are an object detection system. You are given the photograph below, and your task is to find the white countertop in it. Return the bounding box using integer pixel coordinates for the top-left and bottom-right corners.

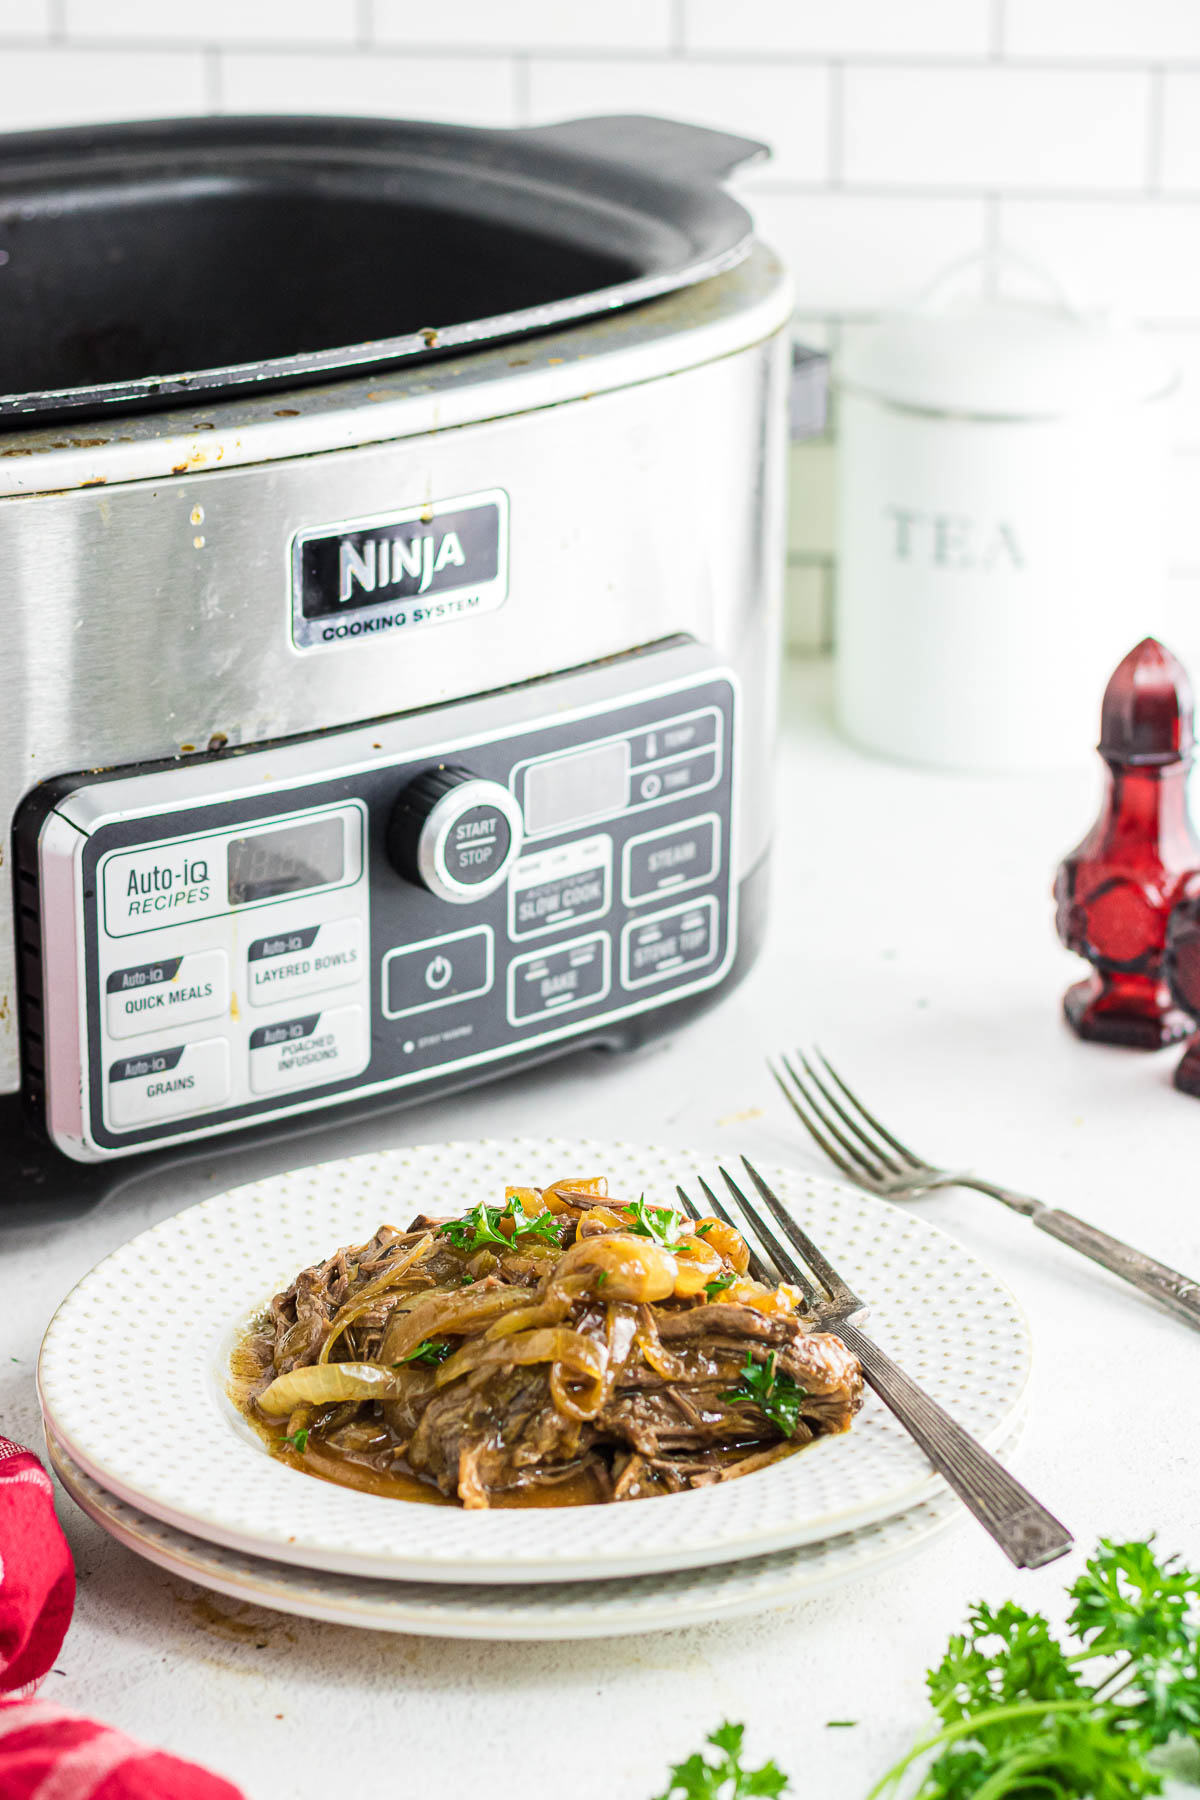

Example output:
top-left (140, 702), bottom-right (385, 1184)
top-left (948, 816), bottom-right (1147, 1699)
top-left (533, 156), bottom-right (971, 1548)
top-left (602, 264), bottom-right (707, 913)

top-left (4, 657), bottom-right (1199, 1800)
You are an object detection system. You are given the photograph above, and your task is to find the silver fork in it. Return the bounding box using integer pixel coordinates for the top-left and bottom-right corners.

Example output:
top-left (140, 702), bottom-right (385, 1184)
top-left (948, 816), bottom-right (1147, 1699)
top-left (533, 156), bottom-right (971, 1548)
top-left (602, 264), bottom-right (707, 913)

top-left (676, 1159), bottom-right (1074, 1570)
top-left (771, 1049), bottom-right (1200, 1335)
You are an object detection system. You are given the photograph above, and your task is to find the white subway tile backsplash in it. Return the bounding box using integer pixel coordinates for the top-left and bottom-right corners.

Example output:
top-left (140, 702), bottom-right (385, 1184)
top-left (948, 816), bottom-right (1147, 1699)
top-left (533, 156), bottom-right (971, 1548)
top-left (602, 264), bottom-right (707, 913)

top-left (684, 0), bottom-right (991, 58)
top-left (1169, 450), bottom-right (1200, 571)
top-left (375, 0), bottom-right (674, 53)
top-left (526, 58), bottom-right (828, 183)
top-left (998, 199), bottom-right (1200, 318)
top-left (220, 51), bottom-right (518, 125)
top-left (844, 66), bottom-right (1150, 193)
top-left (1152, 328), bottom-right (1200, 448)
top-left (746, 192), bottom-right (986, 314)
top-left (0, 47), bottom-right (206, 129)
top-left (0, 0), bottom-right (49, 39)
top-left (1163, 73), bottom-right (1200, 194)
top-left (64, 0), bottom-right (358, 44)
top-left (1005, 0), bottom-right (1200, 62)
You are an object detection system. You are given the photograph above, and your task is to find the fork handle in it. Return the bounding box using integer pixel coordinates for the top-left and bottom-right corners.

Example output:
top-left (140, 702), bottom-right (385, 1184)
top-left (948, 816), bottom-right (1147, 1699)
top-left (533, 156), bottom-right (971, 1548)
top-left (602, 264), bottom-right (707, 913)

top-left (1032, 1207), bottom-right (1200, 1333)
top-left (835, 1320), bottom-right (1073, 1570)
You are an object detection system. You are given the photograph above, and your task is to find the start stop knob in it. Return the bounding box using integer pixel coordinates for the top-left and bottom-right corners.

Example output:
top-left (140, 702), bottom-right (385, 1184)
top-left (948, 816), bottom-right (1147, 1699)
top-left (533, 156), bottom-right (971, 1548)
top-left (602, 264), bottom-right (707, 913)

top-left (388, 765), bottom-right (524, 904)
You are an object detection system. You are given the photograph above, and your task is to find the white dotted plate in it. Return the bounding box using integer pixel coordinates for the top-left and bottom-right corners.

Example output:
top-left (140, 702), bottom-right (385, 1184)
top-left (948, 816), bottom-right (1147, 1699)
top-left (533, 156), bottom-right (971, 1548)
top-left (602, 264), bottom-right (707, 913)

top-left (38, 1139), bottom-right (1031, 1584)
top-left (47, 1422), bottom-right (1022, 1640)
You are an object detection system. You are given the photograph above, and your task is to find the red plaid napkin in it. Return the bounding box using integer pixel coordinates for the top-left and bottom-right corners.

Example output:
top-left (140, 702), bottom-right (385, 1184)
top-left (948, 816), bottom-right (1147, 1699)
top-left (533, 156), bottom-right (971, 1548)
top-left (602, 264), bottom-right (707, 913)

top-left (0, 1436), bottom-right (244, 1799)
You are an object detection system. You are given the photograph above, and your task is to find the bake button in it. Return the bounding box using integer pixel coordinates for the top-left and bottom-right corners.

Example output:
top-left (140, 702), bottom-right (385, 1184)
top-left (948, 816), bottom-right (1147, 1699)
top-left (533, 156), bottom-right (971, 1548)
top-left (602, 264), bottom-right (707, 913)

top-left (628, 710), bottom-right (718, 768)
top-left (247, 917), bottom-right (363, 1008)
top-left (624, 817), bottom-right (719, 905)
top-left (107, 1037), bottom-right (231, 1128)
top-left (508, 932), bottom-right (610, 1025)
top-left (247, 1004), bottom-right (367, 1095)
top-left (383, 927), bottom-right (493, 1020)
top-left (104, 949), bottom-right (228, 1040)
top-left (622, 898), bottom-right (719, 989)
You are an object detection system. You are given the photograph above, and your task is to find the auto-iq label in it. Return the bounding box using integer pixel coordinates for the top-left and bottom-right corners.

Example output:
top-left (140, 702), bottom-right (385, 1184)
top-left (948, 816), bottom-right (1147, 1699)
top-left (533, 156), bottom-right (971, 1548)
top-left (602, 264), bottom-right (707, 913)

top-left (290, 488), bottom-right (509, 652)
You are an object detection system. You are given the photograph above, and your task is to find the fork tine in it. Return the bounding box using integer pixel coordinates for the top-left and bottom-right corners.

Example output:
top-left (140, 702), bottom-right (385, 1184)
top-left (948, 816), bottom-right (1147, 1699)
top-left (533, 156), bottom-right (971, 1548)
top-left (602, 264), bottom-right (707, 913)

top-left (717, 1166), bottom-right (821, 1308)
top-left (694, 1175), bottom-right (778, 1288)
top-left (767, 1060), bottom-right (872, 1183)
top-left (813, 1048), bottom-right (925, 1168)
top-left (675, 1184), bottom-right (701, 1222)
top-left (740, 1156), bottom-right (859, 1310)
top-left (776, 1054), bottom-right (888, 1183)
top-left (795, 1051), bottom-right (906, 1176)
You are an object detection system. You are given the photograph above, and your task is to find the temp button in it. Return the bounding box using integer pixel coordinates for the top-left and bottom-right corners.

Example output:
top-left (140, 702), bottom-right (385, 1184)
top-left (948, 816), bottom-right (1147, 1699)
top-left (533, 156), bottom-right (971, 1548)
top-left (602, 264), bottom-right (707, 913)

top-left (248, 1005), bottom-right (367, 1095)
top-left (105, 949), bottom-right (228, 1040)
top-left (247, 917), bottom-right (363, 1008)
top-left (108, 1037), bottom-right (231, 1128)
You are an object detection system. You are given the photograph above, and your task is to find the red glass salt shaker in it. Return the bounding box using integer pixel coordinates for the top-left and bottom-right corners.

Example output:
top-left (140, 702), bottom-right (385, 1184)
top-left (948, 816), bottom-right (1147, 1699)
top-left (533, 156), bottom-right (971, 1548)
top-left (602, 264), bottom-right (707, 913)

top-left (1054, 637), bottom-right (1200, 1048)
top-left (1165, 898), bottom-right (1200, 1092)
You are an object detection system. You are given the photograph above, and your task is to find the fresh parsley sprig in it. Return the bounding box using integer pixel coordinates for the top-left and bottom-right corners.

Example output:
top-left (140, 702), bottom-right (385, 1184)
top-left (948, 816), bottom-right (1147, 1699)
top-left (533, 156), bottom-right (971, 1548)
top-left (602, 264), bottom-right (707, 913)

top-left (440, 1197), bottom-right (563, 1252)
top-left (704, 1273), bottom-right (737, 1299)
top-left (625, 1194), bottom-right (689, 1253)
top-left (395, 1339), bottom-right (453, 1366)
top-left (280, 1426), bottom-right (309, 1454)
top-left (721, 1350), bottom-right (807, 1438)
top-left (655, 1721), bottom-right (788, 1800)
top-left (868, 1537), bottom-right (1200, 1799)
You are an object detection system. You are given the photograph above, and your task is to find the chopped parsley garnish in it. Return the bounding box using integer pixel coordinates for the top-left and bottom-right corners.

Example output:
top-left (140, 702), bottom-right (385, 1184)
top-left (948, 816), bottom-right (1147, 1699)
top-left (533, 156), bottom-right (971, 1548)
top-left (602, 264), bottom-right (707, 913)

top-left (655, 1721), bottom-right (787, 1799)
top-left (625, 1194), bottom-right (688, 1253)
top-left (395, 1339), bottom-right (453, 1366)
top-left (869, 1536), bottom-right (1200, 1799)
top-left (595, 1269), bottom-right (609, 1288)
top-left (694, 1222), bottom-right (715, 1236)
top-left (441, 1197), bottom-right (562, 1252)
top-left (704, 1273), bottom-right (736, 1299)
top-left (280, 1427), bottom-right (309, 1455)
top-left (721, 1350), bottom-right (806, 1438)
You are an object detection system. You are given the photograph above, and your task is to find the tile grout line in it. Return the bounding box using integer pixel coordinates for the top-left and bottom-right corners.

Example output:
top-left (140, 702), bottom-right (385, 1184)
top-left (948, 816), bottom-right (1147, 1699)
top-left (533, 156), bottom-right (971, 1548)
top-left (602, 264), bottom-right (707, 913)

top-left (827, 61), bottom-right (843, 187)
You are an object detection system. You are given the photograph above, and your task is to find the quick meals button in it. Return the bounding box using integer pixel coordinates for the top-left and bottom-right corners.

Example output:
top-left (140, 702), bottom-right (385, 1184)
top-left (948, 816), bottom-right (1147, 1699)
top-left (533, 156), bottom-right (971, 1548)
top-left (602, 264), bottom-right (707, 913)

top-left (107, 1037), bottom-right (230, 1128)
top-left (507, 932), bottom-right (611, 1025)
top-left (248, 1005), bottom-right (366, 1094)
top-left (247, 917), bottom-right (363, 1007)
top-left (105, 949), bottom-right (228, 1039)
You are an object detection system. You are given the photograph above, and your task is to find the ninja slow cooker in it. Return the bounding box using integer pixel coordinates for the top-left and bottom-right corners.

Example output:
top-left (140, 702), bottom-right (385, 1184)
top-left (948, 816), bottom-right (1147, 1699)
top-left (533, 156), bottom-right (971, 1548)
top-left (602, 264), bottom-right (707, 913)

top-left (0, 113), bottom-right (793, 1170)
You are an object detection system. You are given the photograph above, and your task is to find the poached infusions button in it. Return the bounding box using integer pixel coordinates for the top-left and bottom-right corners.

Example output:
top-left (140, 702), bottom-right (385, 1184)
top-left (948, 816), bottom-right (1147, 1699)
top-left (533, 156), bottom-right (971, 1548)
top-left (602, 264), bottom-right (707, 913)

top-left (105, 949), bottom-right (228, 1039)
top-left (382, 926), bottom-right (493, 1020)
top-left (107, 1037), bottom-right (231, 1128)
top-left (247, 1004), bottom-right (367, 1095)
top-left (507, 932), bottom-right (611, 1025)
top-left (247, 917), bottom-right (363, 1008)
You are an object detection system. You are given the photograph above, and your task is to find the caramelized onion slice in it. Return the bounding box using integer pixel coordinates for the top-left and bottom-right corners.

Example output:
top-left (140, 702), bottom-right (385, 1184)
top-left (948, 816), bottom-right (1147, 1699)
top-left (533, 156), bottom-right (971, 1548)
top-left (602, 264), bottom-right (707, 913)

top-left (380, 1283), bottom-right (537, 1366)
top-left (670, 1233), bottom-right (725, 1298)
top-left (548, 1233), bottom-right (677, 1304)
top-left (256, 1361), bottom-right (401, 1416)
top-left (689, 1216), bottom-right (750, 1274)
top-left (434, 1326), bottom-right (606, 1389)
top-left (318, 1232), bottom-right (436, 1364)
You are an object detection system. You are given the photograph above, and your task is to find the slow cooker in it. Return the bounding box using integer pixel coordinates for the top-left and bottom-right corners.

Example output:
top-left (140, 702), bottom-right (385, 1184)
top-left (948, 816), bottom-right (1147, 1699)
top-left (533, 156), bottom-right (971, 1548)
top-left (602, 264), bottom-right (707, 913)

top-left (0, 113), bottom-right (794, 1178)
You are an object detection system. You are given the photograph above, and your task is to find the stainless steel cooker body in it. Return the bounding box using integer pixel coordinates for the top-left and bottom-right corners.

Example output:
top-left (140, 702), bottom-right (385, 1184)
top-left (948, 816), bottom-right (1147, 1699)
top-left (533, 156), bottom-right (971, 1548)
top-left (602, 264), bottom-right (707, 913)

top-left (0, 246), bottom-right (792, 1138)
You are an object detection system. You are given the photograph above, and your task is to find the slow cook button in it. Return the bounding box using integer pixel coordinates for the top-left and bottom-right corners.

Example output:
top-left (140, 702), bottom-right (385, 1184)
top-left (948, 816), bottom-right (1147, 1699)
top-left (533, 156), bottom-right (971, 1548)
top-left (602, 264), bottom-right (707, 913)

top-left (247, 917), bottom-right (363, 1007)
top-left (107, 1037), bottom-right (231, 1128)
top-left (633, 747), bottom-right (718, 806)
top-left (627, 710), bottom-right (718, 768)
top-left (624, 816), bottom-right (719, 906)
top-left (104, 948), bottom-right (228, 1039)
top-left (507, 932), bottom-right (611, 1026)
top-left (622, 897), bottom-right (719, 989)
top-left (247, 1005), bottom-right (366, 1095)
top-left (382, 927), bottom-right (493, 1020)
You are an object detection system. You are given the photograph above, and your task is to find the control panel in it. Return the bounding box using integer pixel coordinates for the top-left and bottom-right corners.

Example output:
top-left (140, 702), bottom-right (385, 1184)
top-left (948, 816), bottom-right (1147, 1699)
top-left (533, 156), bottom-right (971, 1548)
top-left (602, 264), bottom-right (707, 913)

top-left (19, 641), bottom-right (737, 1161)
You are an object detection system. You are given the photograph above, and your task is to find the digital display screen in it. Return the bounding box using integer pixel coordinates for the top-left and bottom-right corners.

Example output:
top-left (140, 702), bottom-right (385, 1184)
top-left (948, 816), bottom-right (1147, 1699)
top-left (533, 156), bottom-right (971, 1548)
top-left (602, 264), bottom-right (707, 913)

top-left (227, 816), bottom-right (345, 906)
top-left (523, 741), bottom-right (630, 837)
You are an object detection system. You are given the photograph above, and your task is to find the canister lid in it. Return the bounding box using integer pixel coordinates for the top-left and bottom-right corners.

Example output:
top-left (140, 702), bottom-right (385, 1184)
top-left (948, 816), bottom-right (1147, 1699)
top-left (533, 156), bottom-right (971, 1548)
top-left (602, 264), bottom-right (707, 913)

top-left (838, 296), bottom-right (1175, 421)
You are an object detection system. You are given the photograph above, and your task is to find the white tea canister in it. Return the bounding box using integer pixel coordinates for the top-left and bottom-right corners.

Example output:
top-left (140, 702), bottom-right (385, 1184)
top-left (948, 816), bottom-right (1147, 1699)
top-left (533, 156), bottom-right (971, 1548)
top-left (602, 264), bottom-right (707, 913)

top-left (834, 269), bottom-right (1176, 771)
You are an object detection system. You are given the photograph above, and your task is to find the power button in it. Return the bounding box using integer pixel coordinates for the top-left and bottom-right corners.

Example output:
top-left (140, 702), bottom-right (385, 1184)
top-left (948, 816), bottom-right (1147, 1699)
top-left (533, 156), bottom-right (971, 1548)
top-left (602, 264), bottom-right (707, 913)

top-left (383, 927), bottom-right (494, 1020)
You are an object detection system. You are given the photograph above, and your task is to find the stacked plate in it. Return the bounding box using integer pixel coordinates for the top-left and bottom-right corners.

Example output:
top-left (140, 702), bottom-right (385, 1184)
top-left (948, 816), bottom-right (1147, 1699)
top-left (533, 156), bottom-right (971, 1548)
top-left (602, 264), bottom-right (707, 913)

top-left (39, 1138), bottom-right (1031, 1640)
